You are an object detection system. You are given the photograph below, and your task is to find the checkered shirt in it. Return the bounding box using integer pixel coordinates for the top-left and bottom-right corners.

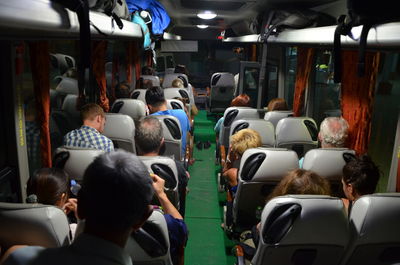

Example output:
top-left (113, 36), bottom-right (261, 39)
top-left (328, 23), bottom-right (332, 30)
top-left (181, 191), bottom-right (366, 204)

top-left (63, 125), bottom-right (114, 152)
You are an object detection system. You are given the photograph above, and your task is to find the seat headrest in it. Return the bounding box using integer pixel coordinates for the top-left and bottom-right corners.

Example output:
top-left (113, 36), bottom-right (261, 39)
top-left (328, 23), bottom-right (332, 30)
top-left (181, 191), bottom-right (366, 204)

top-left (50, 53), bottom-right (75, 75)
top-left (61, 94), bottom-right (80, 116)
top-left (162, 73), bottom-right (189, 88)
top-left (112, 99), bottom-right (146, 120)
top-left (0, 203), bottom-right (71, 248)
top-left (239, 148), bottom-right (299, 182)
top-left (55, 147), bottom-right (105, 180)
top-left (139, 156), bottom-right (179, 190)
top-left (264, 110), bottom-right (294, 127)
top-left (260, 195), bottom-right (348, 246)
top-left (54, 76), bottom-right (78, 95)
top-left (211, 72), bottom-right (235, 87)
top-left (223, 107), bottom-right (258, 127)
top-left (130, 89), bottom-right (147, 103)
top-left (152, 116), bottom-right (182, 141)
top-left (103, 113), bottom-right (135, 141)
top-left (166, 99), bottom-right (184, 110)
top-left (141, 75), bottom-right (160, 87)
top-left (230, 119), bottom-right (275, 147)
top-left (163, 88), bottom-right (189, 101)
top-left (276, 117), bottom-right (318, 144)
top-left (302, 148), bottom-right (356, 181)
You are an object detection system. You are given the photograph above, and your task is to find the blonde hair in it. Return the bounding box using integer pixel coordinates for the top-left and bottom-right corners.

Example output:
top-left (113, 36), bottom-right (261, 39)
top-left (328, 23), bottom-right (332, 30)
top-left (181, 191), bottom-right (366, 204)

top-left (172, 78), bottom-right (184, 88)
top-left (230, 129), bottom-right (262, 156)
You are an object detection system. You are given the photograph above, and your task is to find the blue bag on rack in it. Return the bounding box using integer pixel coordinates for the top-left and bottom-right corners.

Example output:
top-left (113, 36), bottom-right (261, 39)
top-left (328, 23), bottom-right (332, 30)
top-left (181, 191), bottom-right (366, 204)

top-left (132, 11), bottom-right (151, 50)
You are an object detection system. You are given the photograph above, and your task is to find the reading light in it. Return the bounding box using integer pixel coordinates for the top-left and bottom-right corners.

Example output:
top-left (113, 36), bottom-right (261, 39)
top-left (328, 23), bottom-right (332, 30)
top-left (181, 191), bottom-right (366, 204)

top-left (197, 25), bottom-right (209, 29)
top-left (197, 11), bottom-right (217, 20)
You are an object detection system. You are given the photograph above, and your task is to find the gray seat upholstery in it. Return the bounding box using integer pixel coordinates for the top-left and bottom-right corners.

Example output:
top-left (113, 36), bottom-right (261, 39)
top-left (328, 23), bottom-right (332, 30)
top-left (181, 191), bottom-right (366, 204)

top-left (139, 156), bottom-right (180, 209)
top-left (50, 53), bottom-right (76, 75)
top-left (209, 72), bottom-right (235, 113)
top-left (275, 117), bottom-right (318, 158)
top-left (162, 73), bottom-right (189, 89)
top-left (111, 99), bottom-right (146, 121)
top-left (62, 94), bottom-right (81, 129)
top-left (220, 107), bottom-right (260, 149)
top-left (50, 89), bottom-right (62, 110)
top-left (229, 119), bottom-right (275, 148)
top-left (233, 148), bottom-right (299, 229)
top-left (126, 210), bottom-right (173, 265)
top-left (165, 68), bottom-right (175, 75)
top-left (164, 88), bottom-right (194, 112)
top-left (166, 99), bottom-right (184, 110)
top-left (54, 76), bottom-right (78, 95)
top-left (302, 148), bottom-right (356, 195)
top-left (141, 75), bottom-right (160, 87)
top-left (341, 193), bottom-right (400, 265)
top-left (103, 113), bottom-right (136, 153)
top-left (264, 110), bottom-right (294, 128)
top-left (54, 147), bottom-right (105, 181)
top-left (131, 89), bottom-right (147, 104)
top-left (252, 195), bottom-right (349, 265)
top-left (0, 202), bottom-right (71, 248)
top-left (151, 115), bottom-right (183, 161)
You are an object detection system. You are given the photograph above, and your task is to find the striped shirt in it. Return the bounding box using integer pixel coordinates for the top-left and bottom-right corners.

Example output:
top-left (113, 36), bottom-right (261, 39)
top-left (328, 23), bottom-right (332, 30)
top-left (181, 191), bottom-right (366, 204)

top-left (63, 125), bottom-right (114, 152)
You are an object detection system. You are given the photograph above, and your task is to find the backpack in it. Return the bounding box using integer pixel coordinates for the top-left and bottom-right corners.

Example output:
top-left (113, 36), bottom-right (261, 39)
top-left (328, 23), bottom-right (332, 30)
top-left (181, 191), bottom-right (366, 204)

top-left (333, 0), bottom-right (400, 82)
top-left (88, 0), bottom-right (130, 30)
top-left (261, 9), bottom-right (335, 42)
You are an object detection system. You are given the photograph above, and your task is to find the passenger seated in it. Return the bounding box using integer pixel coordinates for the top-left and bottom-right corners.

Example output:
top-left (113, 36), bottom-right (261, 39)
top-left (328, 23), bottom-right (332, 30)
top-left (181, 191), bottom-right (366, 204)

top-left (114, 81), bottom-right (131, 99)
top-left (214, 94), bottom-right (251, 138)
top-left (174, 65), bottom-right (198, 116)
top-left (266, 98), bottom-right (288, 111)
top-left (223, 129), bottom-right (262, 193)
top-left (146, 87), bottom-right (190, 157)
top-left (142, 66), bottom-right (155, 76)
top-left (341, 154), bottom-right (380, 213)
top-left (299, 116), bottom-right (349, 167)
top-left (3, 150), bottom-right (154, 265)
top-left (63, 103), bottom-right (114, 152)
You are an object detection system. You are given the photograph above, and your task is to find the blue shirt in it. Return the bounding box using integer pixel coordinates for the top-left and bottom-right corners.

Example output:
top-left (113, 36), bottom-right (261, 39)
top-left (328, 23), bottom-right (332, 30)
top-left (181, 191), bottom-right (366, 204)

top-left (63, 125), bottom-right (114, 152)
top-left (164, 214), bottom-right (188, 265)
top-left (151, 109), bottom-right (190, 155)
top-left (214, 117), bottom-right (224, 134)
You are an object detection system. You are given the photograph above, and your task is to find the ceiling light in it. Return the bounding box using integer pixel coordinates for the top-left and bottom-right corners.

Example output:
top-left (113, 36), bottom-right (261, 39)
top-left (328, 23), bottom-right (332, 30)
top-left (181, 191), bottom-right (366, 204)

top-left (197, 25), bottom-right (209, 29)
top-left (197, 11), bottom-right (217, 20)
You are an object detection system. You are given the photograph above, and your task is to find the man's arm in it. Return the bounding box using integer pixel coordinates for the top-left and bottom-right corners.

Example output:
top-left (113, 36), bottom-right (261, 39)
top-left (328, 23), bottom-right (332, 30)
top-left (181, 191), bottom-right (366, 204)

top-left (151, 174), bottom-right (183, 220)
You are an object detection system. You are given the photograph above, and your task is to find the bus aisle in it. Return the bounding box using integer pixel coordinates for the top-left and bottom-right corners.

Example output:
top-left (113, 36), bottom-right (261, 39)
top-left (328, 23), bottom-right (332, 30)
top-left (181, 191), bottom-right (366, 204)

top-left (184, 110), bottom-right (235, 265)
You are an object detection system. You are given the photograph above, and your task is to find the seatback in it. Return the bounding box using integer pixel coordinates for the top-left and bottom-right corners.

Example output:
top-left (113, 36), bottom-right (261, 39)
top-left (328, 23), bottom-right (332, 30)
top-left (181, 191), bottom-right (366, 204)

top-left (209, 72), bottom-right (235, 113)
top-left (162, 73), bottom-right (189, 88)
top-left (275, 117), bottom-right (318, 158)
top-left (50, 53), bottom-right (75, 75)
top-left (0, 203), bottom-right (71, 248)
top-left (50, 89), bottom-right (62, 110)
top-left (164, 87), bottom-right (190, 102)
top-left (302, 148), bottom-right (356, 196)
top-left (139, 156), bottom-right (180, 209)
top-left (252, 195), bottom-right (349, 265)
top-left (54, 147), bottom-right (105, 181)
top-left (165, 68), bottom-right (175, 75)
top-left (111, 99), bottom-right (146, 121)
top-left (61, 94), bottom-right (81, 129)
top-left (166, 99), bottom-right (184, 110)
top-left (220, 107), bottom-right (260, 149)
top-left (54, 76), bottom-right (79, 96)
top-left (141, 75), bottom-right (160, 87)
top-left (131, 89), bottom-right (147, 104)
top-left (151, 115), bottom-right (182, 161)
top-left (230, 119), bottom-right (275, 148)
top-left (103, 113), bottom-right (136, 153)
top-left (341, 193), bottom-right (400, 265)
top-left (233, 148), bottom-right (299, 229)
top-left (264, 110), bottom-right (294, 128)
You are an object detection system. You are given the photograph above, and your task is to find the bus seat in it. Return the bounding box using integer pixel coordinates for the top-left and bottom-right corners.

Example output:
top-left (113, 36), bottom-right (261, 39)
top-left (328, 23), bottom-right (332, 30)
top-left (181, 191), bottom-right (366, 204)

top-left (232, 148), bottom-right (299, 229)
top-left (111, 99), bottom-right (146, 121)
top-left (0, 203), bottom-right (71, 248)
top-left (209, 72), bottom-right (235, 113)
top-left (49, 115), bottom-right (63, 152)
top-left (103, 113), bottom-right (136, 153)
top-left (341, 193), bottom-right (400, 265)
top-left (51, 110), bottom-right (78, 137)
top-left (275, 117), bottom-right (318, 158)
top-left (50, 89), bottom-right (62, 110)
top-left (252, 195), bottom-right (348, 265)
top-left (50, 53), bottom-right (76, 75)
top-left (264, 110), bottom-right (294, 128)
top-left (139, 156), bottom-right (180, 210)
top-left (302, 148), bottom-right (356, 195)
top-left (141, 75), bottom-right (160, 87)
top-left (61, 94), bottom-right (81, 129)
top-left (162, 73), bottom-right (189, 88)
top-left (54, 147), bottom-right (105, 181)
top-left (166, 99), bottom-right (184, 110)
top-left (152, 115), bottom-right (182, 161)
top-left (131, 89), bottom-right (147, 104)
top-left (229, 119), bottom-right (275, 148)
top-left (54, 76), bottom-right (78, 95)
top-left (165, 68), bottom-right (175, 75)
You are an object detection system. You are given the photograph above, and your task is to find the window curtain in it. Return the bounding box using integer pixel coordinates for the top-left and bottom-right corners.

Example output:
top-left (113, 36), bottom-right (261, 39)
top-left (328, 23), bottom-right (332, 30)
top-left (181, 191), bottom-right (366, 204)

top-left (146, 50), bottom-right (153, 67)
top-left (126, 41), bottom-right (141, 88)
top-left (29, 42), bottom-right (52, 167)
top-left (341, 51), bottom-right (380, 154)
top-left (92, 40), bottom-right (109, 112)
top-left (293, 47), bottom-right (315, 116)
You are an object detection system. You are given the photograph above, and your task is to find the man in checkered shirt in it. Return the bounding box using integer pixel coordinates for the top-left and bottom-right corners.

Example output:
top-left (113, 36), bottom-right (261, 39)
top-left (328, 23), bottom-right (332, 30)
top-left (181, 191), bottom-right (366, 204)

top-left (63, 103), bottom-right (114, 152)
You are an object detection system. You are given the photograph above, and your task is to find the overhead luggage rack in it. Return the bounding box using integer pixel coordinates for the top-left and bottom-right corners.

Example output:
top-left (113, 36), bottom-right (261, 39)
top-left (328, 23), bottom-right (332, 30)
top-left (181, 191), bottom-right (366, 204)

top-left (0, 0), bottom-right (142, 40)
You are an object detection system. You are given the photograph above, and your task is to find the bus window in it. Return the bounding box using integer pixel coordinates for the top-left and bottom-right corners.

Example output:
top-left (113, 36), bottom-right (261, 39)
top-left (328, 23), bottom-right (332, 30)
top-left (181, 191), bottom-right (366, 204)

top-left (166, 55), bottom-right (174, 69)
top-left (369, 52), bottom-right (400, 192)
top-left (265, 64), bottom-right (279, 107)
top-left (311, 50), bottom-right (341, 125)
top-left (284, 47), bottom-right (297, 110)
top-left (156, 56), bottom-right (166, 73)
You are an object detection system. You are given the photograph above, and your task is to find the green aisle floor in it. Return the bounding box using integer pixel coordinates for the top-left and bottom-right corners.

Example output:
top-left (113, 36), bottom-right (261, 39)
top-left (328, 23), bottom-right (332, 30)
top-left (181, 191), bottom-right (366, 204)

top-left (184, 111), bottom-right (235, 265)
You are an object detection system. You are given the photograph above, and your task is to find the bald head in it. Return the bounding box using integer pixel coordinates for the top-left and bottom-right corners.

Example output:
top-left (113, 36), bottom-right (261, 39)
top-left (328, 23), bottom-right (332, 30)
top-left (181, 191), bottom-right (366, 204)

top-left (319, 117), bottom-right (349, 148)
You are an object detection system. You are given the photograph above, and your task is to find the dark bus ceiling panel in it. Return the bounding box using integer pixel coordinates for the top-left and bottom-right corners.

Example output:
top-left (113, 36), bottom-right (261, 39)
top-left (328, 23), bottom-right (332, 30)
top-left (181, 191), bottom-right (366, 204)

top-left (181, 0), bottom-right (246, 11)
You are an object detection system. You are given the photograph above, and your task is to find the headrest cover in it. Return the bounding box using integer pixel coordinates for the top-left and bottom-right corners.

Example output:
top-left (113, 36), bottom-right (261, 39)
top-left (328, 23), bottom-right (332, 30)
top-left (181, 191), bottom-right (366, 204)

top-left (103, 113), bottom-right (135, 140)
top-left (162, 73), bottom-right (189, 88)
top-left (112, 99), bottom-right (146, 120)
top-left (54, 76), bottom-right (78, 95)
top-left (264, 110), bottom-right (294, 127)
top-left (230, 119), bottom-right (275, 147)
top-left (211, 72), bottom-right (235, 87)
top-left (141, 75), bottom-right (160, 87)
top-left (276, 117), bottom-right (318, 144)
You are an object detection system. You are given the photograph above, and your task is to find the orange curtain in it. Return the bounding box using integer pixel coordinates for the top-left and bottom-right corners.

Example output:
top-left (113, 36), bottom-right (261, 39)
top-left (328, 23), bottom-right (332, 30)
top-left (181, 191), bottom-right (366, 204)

top-left (293, 47), bottom-right (315, 116)
top-left (29, 42), bottom-right (52, 168)
top-left (92, 40), bottom-right (109, 112)
top-left (133, 42), bottom-right (141, 81)
top-left (146, 50), bottom-right (153, 67)
top-left (126, 41), bottom-right (141, 86)
top-left (341, 51), bottom-right (380, 154)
